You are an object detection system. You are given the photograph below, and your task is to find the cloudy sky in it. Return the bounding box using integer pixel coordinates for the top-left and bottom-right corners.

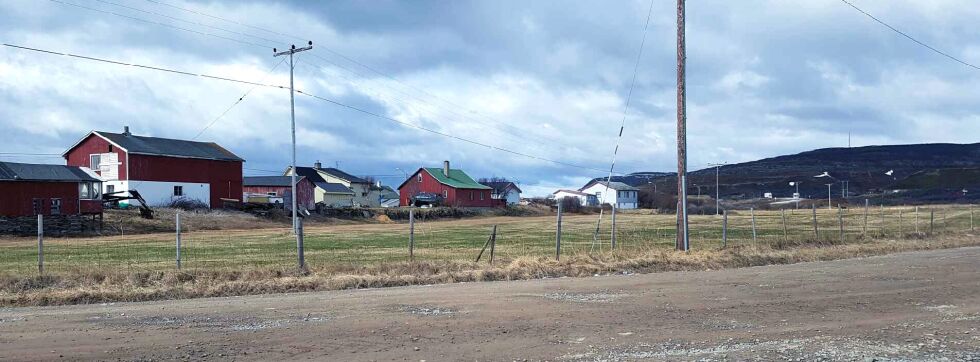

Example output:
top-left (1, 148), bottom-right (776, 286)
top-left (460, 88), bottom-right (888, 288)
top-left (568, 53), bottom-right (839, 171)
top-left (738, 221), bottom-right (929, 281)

top-left (1, 0), bottom-right (978, 196)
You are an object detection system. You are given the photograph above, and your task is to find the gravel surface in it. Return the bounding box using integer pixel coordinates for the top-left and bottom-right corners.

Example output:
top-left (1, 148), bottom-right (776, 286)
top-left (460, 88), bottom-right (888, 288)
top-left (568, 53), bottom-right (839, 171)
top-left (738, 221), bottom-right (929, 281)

top-left (1, 246), bottom-right (978, 361)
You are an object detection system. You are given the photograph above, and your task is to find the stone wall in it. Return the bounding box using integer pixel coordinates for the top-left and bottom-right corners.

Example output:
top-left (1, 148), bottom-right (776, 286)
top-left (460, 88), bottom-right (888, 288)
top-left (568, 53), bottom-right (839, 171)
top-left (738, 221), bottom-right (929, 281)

top-left (0, 215), bottom-right (99, 236)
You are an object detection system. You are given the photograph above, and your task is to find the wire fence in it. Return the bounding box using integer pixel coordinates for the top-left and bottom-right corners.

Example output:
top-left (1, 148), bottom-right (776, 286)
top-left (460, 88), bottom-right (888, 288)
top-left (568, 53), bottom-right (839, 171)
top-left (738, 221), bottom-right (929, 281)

top-left (0, 204), bottom-right (976, 276)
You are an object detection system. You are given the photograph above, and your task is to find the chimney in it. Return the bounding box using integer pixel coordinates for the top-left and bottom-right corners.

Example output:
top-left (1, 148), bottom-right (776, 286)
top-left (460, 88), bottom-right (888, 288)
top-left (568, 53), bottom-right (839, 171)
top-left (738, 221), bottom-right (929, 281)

top-left (443, 160), bottom-right (450, 177)
top-left (123, 126), bottom-right (131, 136)
top-left (314, 160), bottom-right (322, 169)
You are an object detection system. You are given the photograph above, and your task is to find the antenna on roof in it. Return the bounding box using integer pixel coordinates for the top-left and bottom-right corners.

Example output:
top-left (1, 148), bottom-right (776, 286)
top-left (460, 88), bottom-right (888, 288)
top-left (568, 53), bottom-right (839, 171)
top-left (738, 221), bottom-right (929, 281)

top-left (123, 126), bottom-right (131, 136)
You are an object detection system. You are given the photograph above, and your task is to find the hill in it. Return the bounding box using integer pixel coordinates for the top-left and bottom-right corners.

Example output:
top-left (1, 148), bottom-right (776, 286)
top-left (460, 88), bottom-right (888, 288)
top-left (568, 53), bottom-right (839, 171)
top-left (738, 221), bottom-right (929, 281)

top-left (627, 143), bottom-right (980, 204)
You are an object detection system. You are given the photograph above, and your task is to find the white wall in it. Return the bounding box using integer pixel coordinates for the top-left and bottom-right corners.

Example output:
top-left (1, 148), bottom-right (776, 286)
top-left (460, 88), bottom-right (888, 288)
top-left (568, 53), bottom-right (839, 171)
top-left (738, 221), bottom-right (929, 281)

top-left (553, 191), bottom-right (588, 206)
top-left (121, 180), bottom-right (210, 207)
top-left (504, 190), bottom-right (520, 205)
top-left (579, 184), bottom-right (638, 209)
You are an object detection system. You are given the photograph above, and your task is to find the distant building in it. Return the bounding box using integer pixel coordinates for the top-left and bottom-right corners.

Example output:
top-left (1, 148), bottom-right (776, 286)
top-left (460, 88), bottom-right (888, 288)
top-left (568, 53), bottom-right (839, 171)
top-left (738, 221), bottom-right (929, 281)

top-left (243, 176), bottom-right (315, 211)
top-left (553, 189), bottom-right (597, 207)
top-left (397, 161), bottom-right (495, 207)
top-left (579, 180), bottom-right (639, 209)
top-left (480, 181), bottom-right (522, 205)
top-left (63, 127), bottom-right (243, 208)
top-left (286, 162), bottom-right (379, 207)
top-left (0, 161), bottom-right (103, 217)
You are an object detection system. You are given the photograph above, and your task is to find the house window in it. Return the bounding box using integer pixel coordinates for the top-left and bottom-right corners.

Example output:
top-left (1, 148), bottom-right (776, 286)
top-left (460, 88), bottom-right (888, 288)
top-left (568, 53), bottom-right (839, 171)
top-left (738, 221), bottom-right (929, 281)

top-left (50, 199), bottom-right (61, 215)
top-left (108, 145), bottom-right (113, 152)
top-left (89, 182), bottom-right (101, 199)
top-left (32, 199), bottom-right (43, 215)
top-left (78, 182), bottom-right (101, 200)
top-left (417, 174), bottom-right (422, 183)
top-left (174, 186), bottom-right (184, 197)
top-left (480, 191), bottom-right (485, 200)
top-left (106, 184), bottom-right (115, 194)
top-left (469, 191), bottom-right (474, 200)
top-left (442, 190), bottom-right (448, 198)
top-left (89, 154), bottom-right (101, 169)
top-left (267, 192), bottom-right (277, 196)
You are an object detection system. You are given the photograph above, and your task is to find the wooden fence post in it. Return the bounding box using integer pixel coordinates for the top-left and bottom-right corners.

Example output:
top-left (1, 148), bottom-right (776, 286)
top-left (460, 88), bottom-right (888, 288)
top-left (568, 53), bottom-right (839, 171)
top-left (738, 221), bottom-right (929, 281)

top-left (942, 208), bottom-right (947, 233)
top-left (610, 205), bottom-right (617, 249)
top-left (37, 214), bottom-right (44, 275)
top-left (812, 203), bottom-right (818, 239)
top-left (297, 218), bottom-right (304, 269)
top-left (555, 202), bottom-right (562, 261)
top-left (899, 208), bottom-right (904, 236)
top-left (838, 206), bottom-right (845, 243)
top-left (722, 210), bottom-right (728, 248)
top-left (781, 209), bottom-right (788, 242)
top-left (879, 204), bottom-right (885, 237)
top-left (175, 213), bottom-right (181, 270)
top-left (929, 210), bottom-right (935, 235)
top-left (914, 206), bottom-right (919, 234)
top-left (972, 207), bottom-right (975, 231)
top-left (750, 207), bottom-right (757, 243)
top-left (409, 208), bottom-right (415, 261)
top-left (489, 225), bottom-right (497, 264)
top-left (863, 199), bottom-right (869, 236)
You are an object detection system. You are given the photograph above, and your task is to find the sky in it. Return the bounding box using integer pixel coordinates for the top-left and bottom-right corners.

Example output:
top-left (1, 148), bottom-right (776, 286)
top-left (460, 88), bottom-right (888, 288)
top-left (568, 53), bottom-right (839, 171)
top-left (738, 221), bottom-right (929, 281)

top-left (0, 0), bottom-right (978, 197)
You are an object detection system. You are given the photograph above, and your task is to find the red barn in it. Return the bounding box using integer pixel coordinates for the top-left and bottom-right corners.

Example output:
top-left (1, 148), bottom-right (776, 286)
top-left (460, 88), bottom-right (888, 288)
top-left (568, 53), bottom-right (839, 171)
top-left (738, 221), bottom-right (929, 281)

top-left (63, 127), bottom-right (244, 208)
top-left (397, 161), bottom-right (495, 207)
top-left (0, 161), bottom-right (103, 217)
top-left (243, 176), bottom-right (315, 211)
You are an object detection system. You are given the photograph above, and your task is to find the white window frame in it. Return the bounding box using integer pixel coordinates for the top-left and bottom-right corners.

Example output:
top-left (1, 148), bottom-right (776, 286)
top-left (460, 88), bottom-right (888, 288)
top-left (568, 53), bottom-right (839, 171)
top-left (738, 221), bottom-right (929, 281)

top-left (89, 154), bottom-right (101, 169)
top-left (442, 189), bottom-right (448, 198)
top-left (417, 174), bottom-right (423, 183)
top-left (50, 198), bottom-right (61, 215)
top-left (267, 192), bottom-right (278, 196)
top-left (480, 191), bottom-right (485, 200)
top-left (174, 185), bottom-right (184, 197)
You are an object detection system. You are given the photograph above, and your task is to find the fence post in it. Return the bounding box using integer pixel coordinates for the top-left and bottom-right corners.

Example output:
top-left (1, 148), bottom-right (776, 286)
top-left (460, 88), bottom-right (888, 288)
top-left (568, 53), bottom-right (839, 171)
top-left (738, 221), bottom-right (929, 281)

top-left (175, 213), bottom-right (181, 270)
top-left (722, 209), bottom-right (728, 248)
top-left (750, 207), bottom-right (757, 243)
top-left (879, 204), bottom-right (885, 237)
top-left (899, 208), bottom-right (904, 236)
top-left (929, 210), bottom-right (935, 235)
top-left (610, 205), bottom-right (617, 249)
top-left (781, 208), bottom-right (788, 242)
top-left (972, 207), bottom-right (975, 231)
top-left (297, 217), bottom-right (305, 269)
top-left (942, 208), bottom-right (947, 233)
top-left (489, 225), bottom-right (497, 264)
top-left (914, 206), bottom-right (919, 234)
top-left (811, 204), bottom-right (819, 240)
top-left (409, 208), bottom-right (415, 261)
top-left (838, 206), bottom-right (845, 243)
top-left (37, 214), bottom-right (44, 275)
top-left (863, 199), bottom-right (869, 236)
top-left (555, 202), bottom-right (563, 261)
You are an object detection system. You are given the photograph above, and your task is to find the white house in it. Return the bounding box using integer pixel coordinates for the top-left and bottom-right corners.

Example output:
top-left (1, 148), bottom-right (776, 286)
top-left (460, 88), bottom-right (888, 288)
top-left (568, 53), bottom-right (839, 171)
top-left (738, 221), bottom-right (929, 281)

top-left (480, 181), bottom-right (522, 205)
top-left (553, 189), bottom-right (598, 206)
top-left (579, 180), bottom-right (639, 209)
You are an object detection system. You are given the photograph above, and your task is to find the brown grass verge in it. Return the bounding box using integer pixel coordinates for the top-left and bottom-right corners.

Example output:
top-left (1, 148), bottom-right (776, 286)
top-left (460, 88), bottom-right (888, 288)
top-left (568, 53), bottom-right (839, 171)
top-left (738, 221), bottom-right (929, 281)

top-left (1, 233), bottom-right (978, 307)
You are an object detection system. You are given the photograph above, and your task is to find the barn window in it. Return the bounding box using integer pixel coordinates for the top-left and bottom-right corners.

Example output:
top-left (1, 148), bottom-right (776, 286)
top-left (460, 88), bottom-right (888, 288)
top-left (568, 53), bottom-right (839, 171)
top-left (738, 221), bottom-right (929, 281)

top-left (174, 186), bottom-right (184, 197)
top-left (442, 190), bottom-right (448, 198)
top-left (108, 145), bottom-right (113, 152)
top-left (417, 174), bottom-right (422, 183)
top-left (480, 191), bottom-right (485, 200)
top-left (469, 191), bottom-right (474, 200)
top-left (267, 192), bottom-right (277, 196)
top-left (50, 199), bottom-right (61, 216)
top-left (89, 154), bottom-right (101, 169)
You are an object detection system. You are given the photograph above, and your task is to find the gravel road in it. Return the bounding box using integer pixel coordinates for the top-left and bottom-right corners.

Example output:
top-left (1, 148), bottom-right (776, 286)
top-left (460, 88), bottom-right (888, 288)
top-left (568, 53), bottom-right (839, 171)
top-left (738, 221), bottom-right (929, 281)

top-left (1, 247), bottom-right (979, 361)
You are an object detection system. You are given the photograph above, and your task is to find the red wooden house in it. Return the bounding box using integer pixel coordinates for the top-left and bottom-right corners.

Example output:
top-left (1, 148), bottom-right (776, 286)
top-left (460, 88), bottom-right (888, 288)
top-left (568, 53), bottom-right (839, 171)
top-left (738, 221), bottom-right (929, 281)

top-left (243, 176), bottom-right (315, 211)
top-left (397, 161), bottom-right (495, 207)
top-left (0, 161), bottom-right (103, 217)
top-left (63, 127), bottom-right (244, 208)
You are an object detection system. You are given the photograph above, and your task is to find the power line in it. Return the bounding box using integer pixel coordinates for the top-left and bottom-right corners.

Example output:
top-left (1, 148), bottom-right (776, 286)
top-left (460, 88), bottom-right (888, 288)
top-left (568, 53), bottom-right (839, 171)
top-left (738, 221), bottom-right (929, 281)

top-left (93, 0), bottom-right (280, 47)
top-left (130, 0), bottom-right (563, 148)
top-left (192, 57), bottom-right (287, 140)
top-left (839, 0), bottom-right (980, 71)
top-left (3, 42), bottom-right (618, 174)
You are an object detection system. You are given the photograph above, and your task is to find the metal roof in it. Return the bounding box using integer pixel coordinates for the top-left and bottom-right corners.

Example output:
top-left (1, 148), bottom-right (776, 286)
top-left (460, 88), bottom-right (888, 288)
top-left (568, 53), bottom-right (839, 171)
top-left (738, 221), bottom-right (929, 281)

top-left (313, 182), bottom-right (354, 194)
top-left (243, 176), bottom-right (306, 187)
top-left (0, 161), bottom-right (100, 182)
top-left (480, 181), bottom-right (522, 194)
top-left (581, 180), bottom-right (639, 191)
top-left (423, 168), bottom-right (492, 189)
top-left (317, 167), bottom-right (368, 184)
top-left (93, 131), bottom-right (244, 162)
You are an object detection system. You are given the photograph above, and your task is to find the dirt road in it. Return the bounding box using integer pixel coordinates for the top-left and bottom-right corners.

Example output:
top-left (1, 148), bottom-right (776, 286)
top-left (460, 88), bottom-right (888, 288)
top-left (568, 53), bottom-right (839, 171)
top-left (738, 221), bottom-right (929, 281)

top-left (2, 247), bottom-right (979, 361)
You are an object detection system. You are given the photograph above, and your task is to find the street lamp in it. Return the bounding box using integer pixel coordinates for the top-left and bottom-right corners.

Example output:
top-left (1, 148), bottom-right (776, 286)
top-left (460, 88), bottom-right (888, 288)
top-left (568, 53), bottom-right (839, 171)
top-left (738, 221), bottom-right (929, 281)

top-left (708, 162), bottom-right (726, 215)
top-left (789, 181), bottom-right (801, 209)
top-left (814, 172), bottom-right (837, 210)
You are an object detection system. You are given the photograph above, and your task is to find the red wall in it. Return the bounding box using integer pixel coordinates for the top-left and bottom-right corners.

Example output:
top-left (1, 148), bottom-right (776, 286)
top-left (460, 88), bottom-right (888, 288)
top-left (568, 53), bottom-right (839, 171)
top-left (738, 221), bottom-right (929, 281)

top-left (0, 181), bottom-right (102, 217)
top-left (398, 169), bottom-right (494, 207)
top-left (129, 154), bottom-right (243, 207)
top-left (243, 178), bottom-right (315, 210)
top-left (65, 134), bottom-right (127, 180)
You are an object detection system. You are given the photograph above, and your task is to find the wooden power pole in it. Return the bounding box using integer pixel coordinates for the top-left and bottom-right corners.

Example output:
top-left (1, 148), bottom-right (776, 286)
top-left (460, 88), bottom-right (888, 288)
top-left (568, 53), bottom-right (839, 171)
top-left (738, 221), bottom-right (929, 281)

top-left (675, 0), bottom-right (689, 251)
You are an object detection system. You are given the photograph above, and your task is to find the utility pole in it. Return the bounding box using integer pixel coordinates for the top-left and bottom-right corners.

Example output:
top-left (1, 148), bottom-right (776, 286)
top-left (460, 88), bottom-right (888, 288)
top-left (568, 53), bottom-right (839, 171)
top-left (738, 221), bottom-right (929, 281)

top-left (675, 0), bottom-right (689, 251)
top-left (825, 183), bottom-right (833, 210)
top-left (708, 163), bottom-right (725, 215)
top-left (275, 41), bottom-right (313, 269)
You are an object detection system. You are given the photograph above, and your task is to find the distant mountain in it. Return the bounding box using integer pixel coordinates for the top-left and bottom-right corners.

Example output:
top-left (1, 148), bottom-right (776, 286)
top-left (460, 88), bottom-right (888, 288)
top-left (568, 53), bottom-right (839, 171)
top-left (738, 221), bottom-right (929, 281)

top-left (620, 143), bottom-right (980, 202)
top-left (588, 171), bottom-right (674, 188)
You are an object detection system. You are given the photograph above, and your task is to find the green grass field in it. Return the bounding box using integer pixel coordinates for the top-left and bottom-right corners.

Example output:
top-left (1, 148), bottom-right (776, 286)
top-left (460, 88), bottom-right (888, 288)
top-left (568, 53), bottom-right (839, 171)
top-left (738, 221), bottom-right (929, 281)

top-left (0, 205), bottom-right (975, 276)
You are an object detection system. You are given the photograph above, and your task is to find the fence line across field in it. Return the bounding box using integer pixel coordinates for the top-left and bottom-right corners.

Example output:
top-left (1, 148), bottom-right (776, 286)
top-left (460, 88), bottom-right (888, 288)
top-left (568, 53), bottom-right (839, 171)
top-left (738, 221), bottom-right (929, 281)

top-left (10, 204), bottom-right (978, 275)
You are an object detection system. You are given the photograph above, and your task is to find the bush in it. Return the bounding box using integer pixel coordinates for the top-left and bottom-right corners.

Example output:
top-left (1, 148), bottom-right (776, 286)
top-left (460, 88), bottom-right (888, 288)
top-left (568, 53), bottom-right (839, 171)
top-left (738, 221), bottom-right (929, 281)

top-left (168, 197), bottom-right (209, 211)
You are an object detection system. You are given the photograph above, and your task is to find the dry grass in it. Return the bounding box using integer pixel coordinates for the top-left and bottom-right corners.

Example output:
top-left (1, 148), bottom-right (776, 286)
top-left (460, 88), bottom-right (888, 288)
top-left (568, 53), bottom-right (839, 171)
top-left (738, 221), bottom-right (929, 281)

top-left (2, 232), bottom-right (977, 307)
